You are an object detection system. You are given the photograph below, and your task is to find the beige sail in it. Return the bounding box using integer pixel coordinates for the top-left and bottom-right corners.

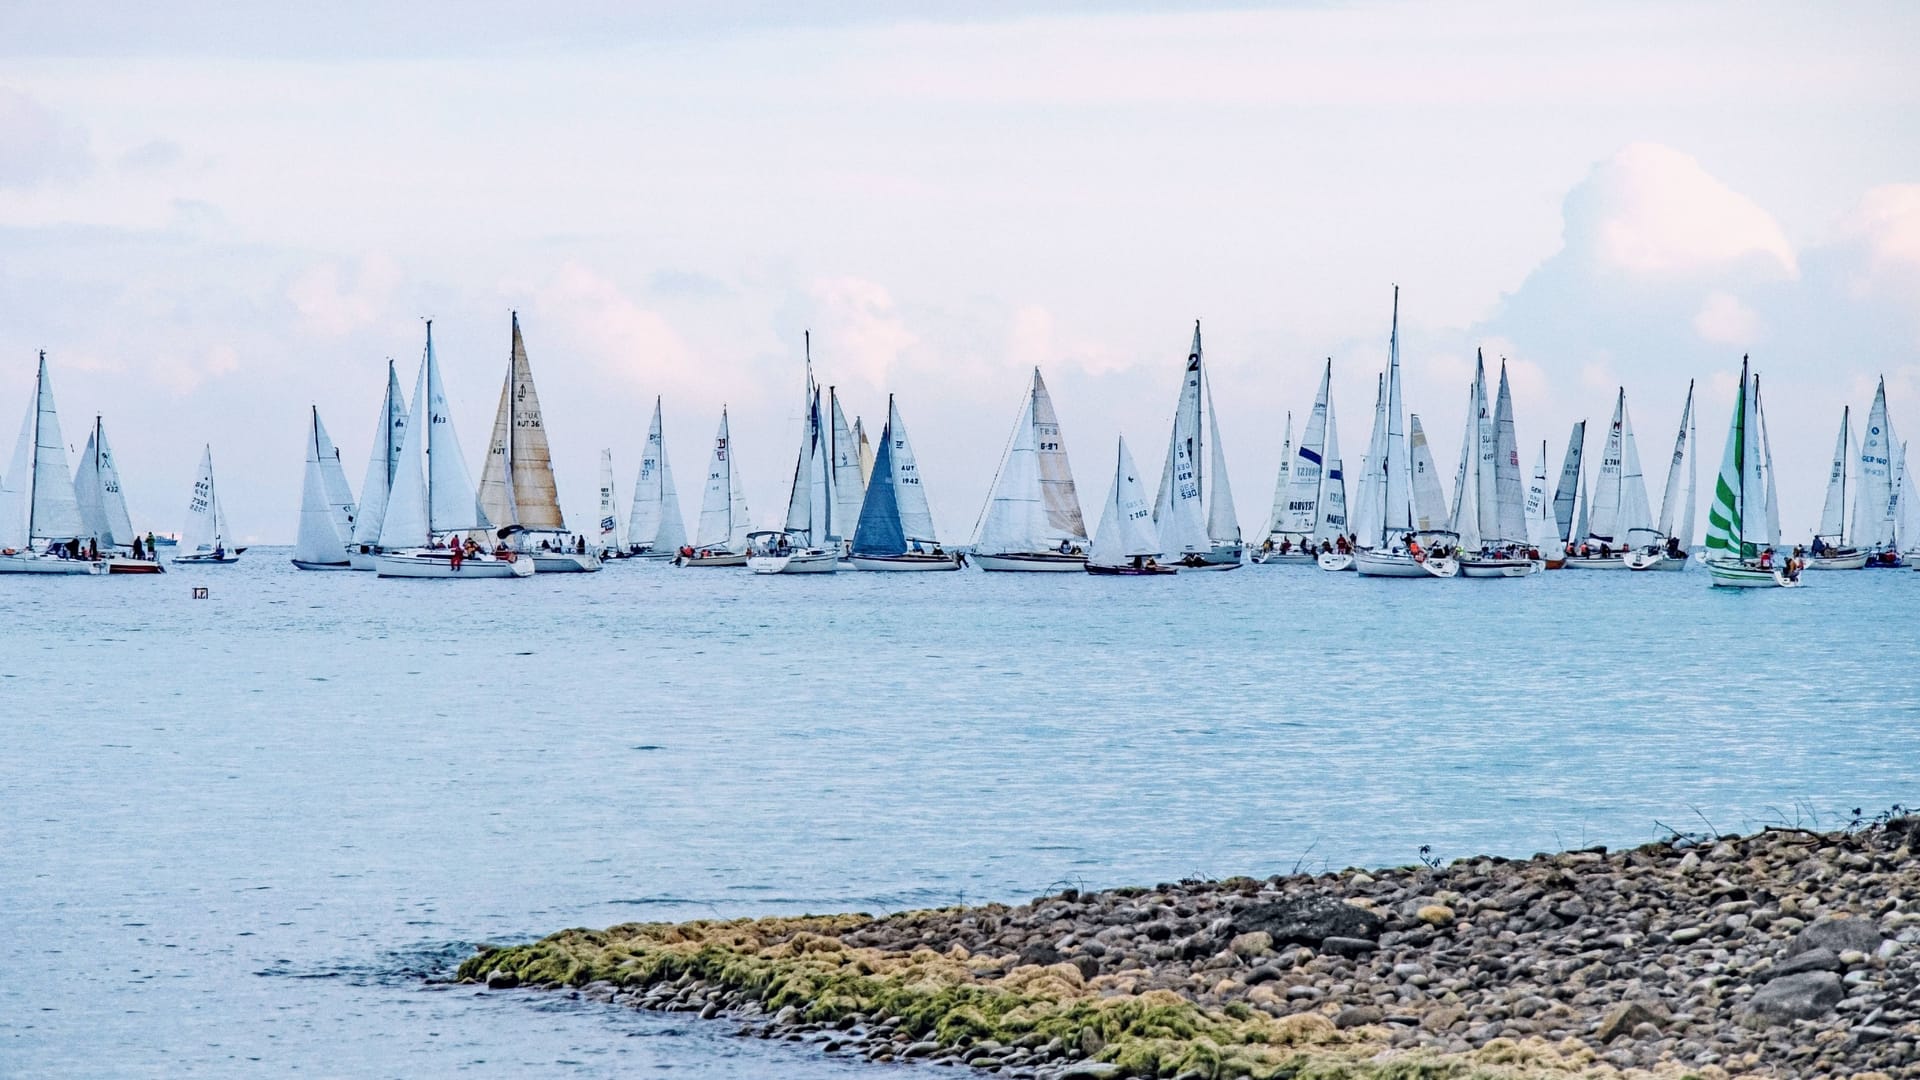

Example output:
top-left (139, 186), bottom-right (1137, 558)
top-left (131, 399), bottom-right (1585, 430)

top-left (477, 313), bottom-right (567, 532)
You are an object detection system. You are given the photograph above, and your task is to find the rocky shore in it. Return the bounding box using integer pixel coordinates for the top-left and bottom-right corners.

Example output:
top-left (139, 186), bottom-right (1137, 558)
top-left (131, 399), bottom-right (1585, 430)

top-left (459, 819), bottom-right (1920, 1078)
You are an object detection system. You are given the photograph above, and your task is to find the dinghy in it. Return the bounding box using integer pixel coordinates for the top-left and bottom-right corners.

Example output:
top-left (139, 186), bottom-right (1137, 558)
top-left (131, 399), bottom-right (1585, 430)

top-left (1705, 357), bottom-right (1797, 588)
top-left (172, 445), bottom-right (246, 564)
top-left (849, 396), bottom-right (962, 570)
top-left (1351, 289), bottom-right (1455, 579)
top-left (1564, 389), bottom-right (1653, 568)
top-left (72, 414), bottom-right (162, 573)
top-left (1152, 321), bottom-right (1243, 570)
top-left (624, 397), bottom-right (688, 558)
top-left (292, 406), bottom-right (357, 569)
top-left (476, 314), bottom-right (599, 572)
top-left (749, 336), bottom-right (842, 574)
top-left (349, 360), bottom-right (408, 570)
top-left (374, 323), bottom-right (532, 579)
top-left (1086, 435), bottom-right (1175, 575)
top-left (675, 407), bottom-right (753, 566)
top-left (0, 353), bottom-right (107, 574)
top-left (972, 367), bottom-right (1091, 571)
top-left (1453, 356), bottom-right (1538, 578)
top-left (1803, 404), bottom-right (1868, 569)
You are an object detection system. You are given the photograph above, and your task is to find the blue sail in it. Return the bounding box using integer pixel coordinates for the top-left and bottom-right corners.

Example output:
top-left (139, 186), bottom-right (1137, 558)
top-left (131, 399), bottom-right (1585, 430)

top-left (852, 419), bottom-right (905, 556)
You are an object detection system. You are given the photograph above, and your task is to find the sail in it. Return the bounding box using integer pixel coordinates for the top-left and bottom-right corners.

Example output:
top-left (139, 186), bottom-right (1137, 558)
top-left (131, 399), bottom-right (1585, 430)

top-left (1470, 356), bottom-right (1498, 542)
top-left (1153, 323), bottom-right (1210, 554)
top-left (313, 411), bottom-right (356, 542)
top-left (1553, 421), bottom-right (1585, 542)
top-left (829, 390), bottom-right (865, 542)
top-left (14, 355), bottom-right (88, 542)
top-left (1587, 391), bottom-right (1627, 543)
top-left (1089, 435), bottom-right (1161, 565)
top-left (628, 398), bottom-right (669, 547)
top-left (852, 414), bottom-right (905, 556)
top-left (423, 326), bottom-right (485, 533)
top-left (1525, 441), bottom-right (1559, 551)
top-left (855, 418), bottom-right (875, 485)
top-left (1315, 399), bottom-right (1346, 543)
top-left (377, 353), bottom-right (433, 548)
top-left (1855, 379), bottom-right (1898, 550)
top-left (352, 360), bottom-right (407, 548)
top-left (1408, 415), bottom-right (1450, 533)
top-left (2, 394), bottom-right (34, 549)
top-left (1352, 373), bottom-right (1388, 548)
top-left (182, 445), bottom-right (218, 553)
top-left (1705, 359), bottom-right (1753, 560)
top-left (657, 441), bottom-right (687, 550)
top-left (693, 409), bottom-right (749, 551)
top-left (1381, 288), bottom-right (1411, 538)
top-left (1282, 364), bottom-right (1332, 537)
top-left (1449, 383), bottom-right (1481, 551)
top-left (1755, 377), bottom-right (1780, 547)
top-left (1895, 442), bottom-right (1918, 552)
top-left (1617, 397), bottom-right (1655, 541)
top-left (597, 449), bottom-right (623, 551)
top-left (1492, 363), bottom-right (1526, 544)
top-left (976, 368), bottom-right (1087, 555)
top-left (74, 417), bottom-right (136, 547)
top-left (477, 314), bottom-right (565, 532)
top-left (1203, 375), bottom-right (1239, 545)
top-left (1264, 411), bottom-right (1292, 536)
top-left (1816, 407), bottom-right (1849, 542)
top-left (782, 358), bottom-right (820, 540)
top-left (295, 409), bottom-right (349, 564)
top-left (1656, 383), bottom-right (1696, 543)
top-left (882, 396), bottom-right (936, 543)
top-left (1031, 370), bottom-right (1086, 543)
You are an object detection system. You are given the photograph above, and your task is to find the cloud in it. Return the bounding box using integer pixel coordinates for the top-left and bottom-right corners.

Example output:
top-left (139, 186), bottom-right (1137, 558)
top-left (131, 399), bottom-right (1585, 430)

top-left (648, 268), bottom-right (734, 299)
top-left (806, 276), bottom-right (918, 388)
top-left (117, 139), bottom-right (183, 173)
top-left (286, 255), bottom-right (401, 336)
top-left (1571, 142), bottom-right (1797, 280)
top-left (1692, 291), bottom-right (1759, 344)
top-left (529, 262), bottom-right (695, 390)
top-left (0, 87), bottom-right (91, 188)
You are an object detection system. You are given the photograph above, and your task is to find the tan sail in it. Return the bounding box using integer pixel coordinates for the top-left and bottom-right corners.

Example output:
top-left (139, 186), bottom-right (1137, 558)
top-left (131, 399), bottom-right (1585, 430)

top-left (476, 313), bottom-right (567, 532)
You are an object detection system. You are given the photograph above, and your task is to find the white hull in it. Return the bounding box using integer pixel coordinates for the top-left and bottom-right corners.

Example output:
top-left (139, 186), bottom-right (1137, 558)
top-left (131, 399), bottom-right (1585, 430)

top-left (848, 553), bottom-right (963, 571)
top-left (1562, 553), bottom-right (1630, 570)
top-left (291, 558), bottom-right (354, 571)
top-left (0, 552), bottom-right (107, 575)
top-left (1316, 552), bottom-right (1355, 571)
top-left (1175, 544), bottom-right (1244, 570)
top-left (529, 552), bottom-right (603, 573)
top-left (1252, 550), bottom-right (1317, 565)
top-left (1353, 549), bottom-right (1456, 578)
top-left (374, 550), bottom-right (535, 578)
top-left (1458, 557), bottom-right (1539, 578)
top-left (972, 552), bottom-right (1087, 572)
top-left (1706, 559), bottom-right (1794, 588)
top-left (1085, 561), bottom-right (1178, 575)
top-left (1806, 552), bottom-right (1870, 570)
top-left (674, 551), bottom-right (748, 567)
top-left (1622, 550), bottom-right (1689, 572)
top-left (748, 549), bottom-right (839, 574)
top-left (349, 550), bottom-right (382, 571)
top-left (173, 553), bottom-right (243, 565)
top-left (104, 557), bottom-right (166, 575)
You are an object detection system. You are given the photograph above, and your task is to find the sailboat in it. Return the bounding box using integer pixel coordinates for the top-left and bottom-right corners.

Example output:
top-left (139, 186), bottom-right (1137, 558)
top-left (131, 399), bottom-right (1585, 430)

top-left (1896, 442), bottom-right (1920, 567)
top-left (1564, 389), bottom-right (1654, 568)
top-left (475, 314), bottom-right (599, 572)
top-left (72, 414), bottom-right (162, 573)
top-left (849, 396), bottom-right (962, 570)
top-left (1453, 356), bottom-right (1538, 578)
top-left (748, 334), bottom-right (841, 574)
top-left (1626, 383), bottom-right (1699, 571)
top-left (1255, 410), bottom-right (1295, 560)
top-left (1705, 356), bottom-right (1797, 587)
top-left (172, 445), bottom-right (245, 564)
top-left (1321, 375), bottom-right (1384, 572)
top-left (292, 406), bottom-right (358, 569)
top-left (1352, 288), bottom-right (1456, 578)
top-left (972, 367), bottom-right (1091, 571)
top-left (1152, 321), bottom-right (1243, 569)
top-left (0, 352), bottom-right (107, 574)
top-left (675, 407), bottom-right (754, 566)
top-left (349, 360), bottom-right (408, 570)
top-left (1804, 406), bottom-right (1868, 569)
top-left (1259, 361), bottom-right (1341, 564)
top-left (1086, 435), bottom-right (1175, 575)
top-left (1523, 441), bottom-right (1562, 565)
top-left (373, 322), bottom-right (532, 579)
top-left (625, 397), bottom-right (688, 558)
top-left (1853, 378), bottom-right (1904, 567)
top-left (596, 449), bottom-right (628, 559)
top-left (829, 390), bottom-right (865, 557)
top-left (1549, 420), bottom-right (1586, 560)
top-left (1312, 397), bottom-right (1351, 568)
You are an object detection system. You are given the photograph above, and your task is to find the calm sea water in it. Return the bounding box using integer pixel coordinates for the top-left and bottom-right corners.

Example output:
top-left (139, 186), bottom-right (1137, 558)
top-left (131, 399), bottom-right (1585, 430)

top-left (4, 554), bottom-right (1916, 1077)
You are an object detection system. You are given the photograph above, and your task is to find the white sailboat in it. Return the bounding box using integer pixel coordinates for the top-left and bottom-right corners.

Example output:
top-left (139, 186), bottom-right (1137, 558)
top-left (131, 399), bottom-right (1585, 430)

top-left (676, 407), bottom-right (754, 566)
top-left (1705, 356), bottom-right (1797, 587)
top-left (173, 445), bottom-right (245, 564)
top-left (849, 396), bottom-right (962, 570)
top-left (1454, 356), bottom-right (1539, 578)
top-left (293, 406), bottom-right (357, 569)
top-left (0, 352), bottom-right (107, 574)
top-left (596, 449), bottom-right (627, 558)
top-left (1352, 288), bottom-right (1456, 578)
top-left (1805, 405), bottom-right (1868, 569)
top-left (625, 397), bottom-right (688, 558)
top-left (1624, 383), bottom-right (1700, 571)
top-left (1152, 321), bottom-right (1243, 569)
top-left (1896, 442), bottom-right (1920, 565)
top-left (476, 314), bottom-right (599, 572)
top-left (1550, 420), bottom-right (1586, 554)
top-left (374, 322), bottom-right (531, 579)
top-left (1853, 378), bottom-right (1904, 567)
top-left (1314, 397), bottom-right (1350, 563)
top-left (1256, 410), bottom-right (1296, 561)
top-left (72, 414), bottom-right (161, 573)
top-left (1523, 441), bottom-right (1561, 562)
top-left (349, 360), bottom-right (408, 570)
top-left (750, 334), bottom-right (840, 574)
top-left (829, 389), bottom-right (865, 557)
top-left (1565, 389), bottom-right (1653, 568)
top-left (1086, 435), bottom-right (1175, 575)
top-left (1260, 361), bottom-right (1341, 564)
top-left (972, 367), bottom-right (1090, 571)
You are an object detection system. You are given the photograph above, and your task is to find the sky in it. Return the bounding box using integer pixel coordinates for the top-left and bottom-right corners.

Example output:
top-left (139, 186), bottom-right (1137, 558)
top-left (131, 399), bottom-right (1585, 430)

top-left (2, 1), bottom-right (1918, 545)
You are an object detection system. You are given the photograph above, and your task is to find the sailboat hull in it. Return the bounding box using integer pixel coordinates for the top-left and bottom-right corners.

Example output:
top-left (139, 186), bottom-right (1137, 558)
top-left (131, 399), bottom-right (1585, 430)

top-left (105, 557), bottom-right (166, 574)
top-left (1316, 552), bottom-right (1355, 572)
top-left (529, 552), bottom-right (602, 573)
top-left (1085, 562), bottom-right (1177, 575)
top-left (1706, 560), bottom-right (1793, 588)
top-left (1622, 550), bottom-right (1690, 572)
top-left (173, 552), bottom-right (244, 565)
top-left (1807, 552), bottom-right (1870, 570)
top-left (848, 553), bottom-right (964, 571)
top-left (374, 550), bottom-right (535, 578)
top-left (349, 549), bottom-right (383, 571)
top-left (972, 552), bottom-right (1086, 572)
top-left (0, 552), bottom-right (108, 574)
top-left (674, 550), bottom-right (747, 567)
top-left (748, 549), bottom-right (839, 574)
top-left (1353, 549), bottom-right (1449, 578)
top-left (291, 558), bottom-right (354, 571)
top-left (1251, 549), bottom-right (1317, 565)
top-left (1561, 553), bottom-right (1630, 570)
top-left (1458, 557), bottom-right (1538, 578)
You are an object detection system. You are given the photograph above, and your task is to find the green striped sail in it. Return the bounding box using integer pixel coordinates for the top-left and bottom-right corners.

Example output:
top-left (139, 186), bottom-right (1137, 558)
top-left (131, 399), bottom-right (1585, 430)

top-left (1704, 360), bottom-right (1750, 559)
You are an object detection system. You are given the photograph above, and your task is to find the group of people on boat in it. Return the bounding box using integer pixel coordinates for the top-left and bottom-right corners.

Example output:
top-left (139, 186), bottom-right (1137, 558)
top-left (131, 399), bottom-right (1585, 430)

top-left (431, 533), bottom-right (517, 569)
top-left (537, 535), bottom-right (589, 555)
top-left (1258, 535), bottom-right (1353, 557)
top-left (1756, 546), bottom-right (1805, 582)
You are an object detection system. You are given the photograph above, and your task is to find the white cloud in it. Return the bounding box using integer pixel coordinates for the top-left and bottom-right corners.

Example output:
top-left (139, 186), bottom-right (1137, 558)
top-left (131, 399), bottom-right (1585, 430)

top-left (0, 87), bottom-right (91, 188)
top-left (807, 276), bottom-right (917, 388)
top-left (1580, 143), bottom-right (1797, 279)
top-left (528, 262), bottom-right (695, 392)
top-left (287, 255), bottom-right (400, 336)
top-left (1692, 291), bottom-right (1759, 344)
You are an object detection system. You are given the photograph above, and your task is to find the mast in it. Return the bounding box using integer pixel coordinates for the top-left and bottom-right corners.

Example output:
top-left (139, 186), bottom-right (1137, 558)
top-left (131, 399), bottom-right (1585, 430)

top-left (29, 352), bottom-right (41, 541)
top-left (424, 322), bottom-right (434, 534)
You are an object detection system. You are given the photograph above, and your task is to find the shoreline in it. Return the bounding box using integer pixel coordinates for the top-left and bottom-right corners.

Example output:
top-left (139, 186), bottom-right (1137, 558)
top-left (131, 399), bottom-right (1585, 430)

top-left (459, 821), bottom-right (1919, 1078)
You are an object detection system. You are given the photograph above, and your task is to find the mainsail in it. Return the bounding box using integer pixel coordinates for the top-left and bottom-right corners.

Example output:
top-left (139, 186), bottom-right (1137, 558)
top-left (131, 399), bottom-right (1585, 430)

top-left (1705, 357), bottom-right (1763, 561)
top-left (780, 335), bottom-right (837, 547)
top-left (314, 411), bottom-right (356, 543)
top-left (181, 445), bottom-right (223, 554)
top-left (74, 416), bottom-right (135, 548)
top-left (476, 313), bottom-right (565, 534)
top-left (1351, 373), bottom-right (1388, 548)
top-left (975, 367), bottom-right (1089, 555)
top-left (1153, 322), bottom-right (1211, 555)
top-left (597, 449), bottom-right (624, 553)
top-left (627, 397), bottom-right (688, 552)
top-left (295, 407), bottom-right (352, 565)
top-left (1584, 390), bottom-right (1653, 546)
top-left (1854, 378), bottom-right (1898, 551)
top-left (3, 353), bottom-right (88, 547)
top-left (351, 361), bottom-right (408, 549)
top-left (1316, 398), bottom-right (1347, 544)
top-left (1755, 376), bottom-right (1781, 548)
top-left (1407, 414), bottom-right (1449, 532)
top-left (829, 390), bottom-right (865, 542)
top-left (1655, 382), bottom-right (1697, 547)
top-left (1492, 362), bottom-right (1527, 544)
top-left (693, 408), bottom-right (752, 552)
top-left (1552, 420), bottom-right (1586, 543)
top-left (1089, 435), bottom-right (1163, 567)
top-left (377, 322), bottom-right (486, 548)
top-left (1264, 411), bottom-right (1293, 538)
top-left (1816, 406), bottom-right (1851, 543)
top-left (1524, 441), bottom-right (1560, 552)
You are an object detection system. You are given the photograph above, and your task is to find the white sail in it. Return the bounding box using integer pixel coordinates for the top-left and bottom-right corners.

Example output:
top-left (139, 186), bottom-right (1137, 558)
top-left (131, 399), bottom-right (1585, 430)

top-left (829, 390), bottom-right (865, 543)
top-left (1264, 411), bottom-right (1292, 537)
top-left (1352, 373), bottom-right (1388, 548)
top-left (1407, 414), bottom-right (1450, 533)
top-left (855, 417), bottom-right (875, 486)
top-left (1492, 362), bottom-right (1526, 544)
top-left (1618, 397), bottom-right (1654, 542)
top-left (1573, 473), bottom-right (1590, 544)
top-left (1855, 378), bottom-right (1898, 550)
top-left (351, 360), bottom-right (408, 549)
top-left (1448, 382), bottom-right (1482, 551)
top-left (1204, 375), bottom-right (1239, 545)
top-left (597, 449), bottom-right (624, 552)
top-left (295, 407), bottom-right (351, 564)
top-left (1895, 442), bottom-right (1918, 553)
top-left (694, 408), bottom-right (751, 552)
top-left (377, 354), bottom-right (428, 546)
top-left (976, 368), bottom-right (1088, 555)
top-left (1816, 406), bottom-right (1849, 542)
top-left (657, 440), bottom-right (687, 551)
top-left (628, 397), bottom-right (670, 548)
top-left (0, 396), bottom-right (32, 550)
top-left (1281, 364), bottom-right (1332, 538)
top-left (1587, 391), bottom-right (1627, 544)
top-left (1524, 441), bottom-right (1559, 551)
top-left (1656, 382), bottom-right (1696, 544)
top-left (182, 445), bottom-right (219, 554)
top-left (1680, 401), bottom-right (1698, 551)
top-left (886, 396), bottom-right (937, 543)
top-left (1315, 399), bottom-right (1347, 544)
top-left (10, 354), bottom-right (88, 543)
top-left (476, 313), bottom-right (565, 534)
top-left (781, 343), bottom-right (835, 546)
top-left (1381, 288), bottom-right (1412, 539)
top-left (379, 326), bottom-right (483, 548)
top-left (1153, 322), bottom-right (1210, 554)
top-left (1089, 435), bottom-right (1162, 566)
top-left (1470, 356), bottom-right (1498, 542)
top-left (1704, 359), bottom-right (1754, 561)
top-left (1755, 376), bottom-right (1780, 547)
top-left (312, 411), bottom-right (356, 543)
top-left (1552, 421), bottom-right (1585, 543)
top-left (74, 416), bottom-right (136, 548)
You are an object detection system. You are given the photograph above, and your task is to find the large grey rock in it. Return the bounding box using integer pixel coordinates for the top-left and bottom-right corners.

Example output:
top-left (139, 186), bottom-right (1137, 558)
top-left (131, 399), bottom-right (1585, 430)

top-left (1741, 971), bottom-right (1844, 1025)
top-left (1596, 1000), bottom-right (1667, 1042)
top-left (1228, 896), bottom-right (1384, 948)
top-left (1761, 947), bottom-right (1841, 981)
top-left (1788, 915), bottom-right (1884, 957)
